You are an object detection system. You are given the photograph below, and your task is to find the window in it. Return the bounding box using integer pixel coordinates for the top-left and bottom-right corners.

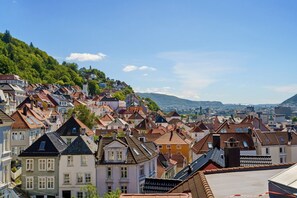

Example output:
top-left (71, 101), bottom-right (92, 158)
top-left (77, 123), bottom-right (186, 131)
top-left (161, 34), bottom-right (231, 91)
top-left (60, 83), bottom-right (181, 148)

top-left (39, 141), bottom-right (46, 151)
top-left (107, 167), bottom-right (112, 178)
top-left (26, 159), bottom-right (34, 171)
top-left (279, 147), bottom-right (285, 154)
top-left (64, 174), bottom-right (70, 184)
top-left (159, 145), bottom-right (163, 149)
top-left (85, 173), bottom-right (91, 183)
top-left (121, 167), bottom-right (127, 178)
top-left (38, 159), bottom-right (46, 171)
top-left (166, 145), bottom-right (171, 149)
top-left (66, 138), bottom-right (72, 145)
top-left (77, 173), bottom-right (83, 184)
top-left (140, 165), bottom-right (145, 177)
top-left (77, 192), bottom-right (83, 198)
top-left (47, 159), bottom-right (55, 171)
top-left (265, 147), bottom-right (270, 155)
top-left (20, 132), bottom-right (24, 140)
top-left (107, 185), bottom-right (112, 193)
top-left (26, 177), bottom-right (34, 189)
top-left (121, 185), bottom-right (127, 193)
top-left (72, 127), bottom-right (77, 134)
top-left (117, 151), bottom-right (122, 161)
top-left (243, 141), bottom-right (248, 148)
top-left (280, 157), bottom-right (283, 163)
top-left (176, 145), bottom-right (181, 149)
top-left (47, 177), bottom-right (54, 189)
top-left (108, 151), bottom-right (115, 160)
top-left (38, 177), bottom-right (46, 189)
top-left (67, 156), bottom-right (73, 166)
top-left (81, 156), bottom-right (87, 166)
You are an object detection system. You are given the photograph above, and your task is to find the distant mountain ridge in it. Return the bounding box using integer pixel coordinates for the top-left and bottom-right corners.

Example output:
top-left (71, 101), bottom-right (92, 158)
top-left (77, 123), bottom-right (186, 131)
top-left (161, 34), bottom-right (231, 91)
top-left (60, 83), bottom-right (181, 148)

top-left (281, 94), bottom-right (297, 106)
top-left (137, 92), bottom-right (223, 110)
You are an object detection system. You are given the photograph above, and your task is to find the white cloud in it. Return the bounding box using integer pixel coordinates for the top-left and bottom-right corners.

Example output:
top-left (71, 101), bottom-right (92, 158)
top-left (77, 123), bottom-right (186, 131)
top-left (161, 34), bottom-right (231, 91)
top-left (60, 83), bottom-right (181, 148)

top-left (123, 65), bottom-right (138, 72)
top-left (143, 73), bottom-right (149, 76)
top-left (66, 52), bottom-right (106, 62)
top-left (139, 66), bottom-right (156, 71)
top-left (123, 65), bottom-right (156, 72)
top-left (157, 51), bottom-right (244, 100)
top-left (267, 84), bottom-right (297, 94)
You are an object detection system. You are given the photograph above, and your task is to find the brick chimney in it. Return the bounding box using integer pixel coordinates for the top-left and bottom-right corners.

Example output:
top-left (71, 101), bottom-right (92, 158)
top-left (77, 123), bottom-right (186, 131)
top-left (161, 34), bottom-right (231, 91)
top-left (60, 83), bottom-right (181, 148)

top-left (224, 137), bottom-right (240, 168)
top-left (213, 134), bottom-right (220, 149)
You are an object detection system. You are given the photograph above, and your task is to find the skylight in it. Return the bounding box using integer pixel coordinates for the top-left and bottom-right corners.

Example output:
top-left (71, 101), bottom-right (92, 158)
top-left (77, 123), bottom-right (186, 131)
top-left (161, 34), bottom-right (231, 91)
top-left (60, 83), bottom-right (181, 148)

top-left (133, 148), bottom-right (140, 156)
top-left (141, 144), bottom-right (152, 156)
top-left (243, 141), bottom-right (248, 148)
top-left (39, 141), bottom-right (46, 151)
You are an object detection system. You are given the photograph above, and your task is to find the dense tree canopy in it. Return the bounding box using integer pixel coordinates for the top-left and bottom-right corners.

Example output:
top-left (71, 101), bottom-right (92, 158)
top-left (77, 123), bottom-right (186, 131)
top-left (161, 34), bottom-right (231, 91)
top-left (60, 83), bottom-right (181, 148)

top-left (67, 104), bottom-right (97, 129)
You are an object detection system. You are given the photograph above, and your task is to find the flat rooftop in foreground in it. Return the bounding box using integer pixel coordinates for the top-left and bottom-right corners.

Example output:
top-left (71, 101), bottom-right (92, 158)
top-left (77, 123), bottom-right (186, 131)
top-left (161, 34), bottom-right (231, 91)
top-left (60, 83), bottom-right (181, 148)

top-left (205, 168), bottom-right (286, 198)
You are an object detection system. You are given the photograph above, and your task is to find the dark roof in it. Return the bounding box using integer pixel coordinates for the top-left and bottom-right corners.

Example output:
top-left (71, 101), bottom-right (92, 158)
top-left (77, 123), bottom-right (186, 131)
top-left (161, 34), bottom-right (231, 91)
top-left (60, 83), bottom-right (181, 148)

top-left (100, 96), bottom-right (119, 102)
top-left (174, 148), bottom-right (224, 180)
top-left (128, 112), bottom-right (144, 120)
top-left (19, 132), bottom-right (67, 157)
top-left (155, 115), bottom-right (167, 123)
top-left (62, 135), bottom-right (97, 155)
top-left (56, 116), bottom-right (94, 136)
top-left (143, 178), bottom-right (182, 193)
top-left (253, 129), bottom-right (297, 146)
top-left (135, 118), bottom-right (157, 130)
top-left (96, 135), bottom-right (158, 164)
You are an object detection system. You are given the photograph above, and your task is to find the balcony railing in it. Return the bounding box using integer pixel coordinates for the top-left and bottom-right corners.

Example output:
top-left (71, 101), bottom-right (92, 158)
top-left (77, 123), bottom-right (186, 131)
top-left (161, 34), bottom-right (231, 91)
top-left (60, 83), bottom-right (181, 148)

top-left (11, 167), bottom-right (22, 180)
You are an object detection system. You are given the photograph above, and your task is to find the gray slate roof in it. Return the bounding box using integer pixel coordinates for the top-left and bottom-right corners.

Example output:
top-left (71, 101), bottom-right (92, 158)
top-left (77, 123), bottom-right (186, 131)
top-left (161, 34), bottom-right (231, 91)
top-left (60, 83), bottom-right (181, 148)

top-left (62, 135), bottom-right (97, 155)
top-left (19, 132), bottom-right (67, 157)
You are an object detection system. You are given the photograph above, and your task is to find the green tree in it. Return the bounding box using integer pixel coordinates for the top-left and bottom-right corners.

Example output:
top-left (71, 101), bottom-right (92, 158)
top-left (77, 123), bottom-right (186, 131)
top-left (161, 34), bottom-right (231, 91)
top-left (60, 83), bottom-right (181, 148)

top-left (88, 80), bottom-right (101, 96)
top-left (2, 30), bottom-right (12, 43)
top-left (292, 117), bottom-right (297, 123)
top-left (81, 184), bottom-right (100, 198)
top-left (67, 104), bottom-right (97, 129)
top-left (144, 97), bottom-right (160, 111)
top-left (103, 189), bottom-right (121, 198)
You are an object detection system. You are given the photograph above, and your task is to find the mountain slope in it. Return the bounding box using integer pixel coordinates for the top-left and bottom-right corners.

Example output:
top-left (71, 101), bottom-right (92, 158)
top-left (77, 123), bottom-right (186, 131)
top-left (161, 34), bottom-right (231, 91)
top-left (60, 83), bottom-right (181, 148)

top-left (281, 94), bottom-right (297, 106)
top-left (137, 92), bottom-right (223, 110)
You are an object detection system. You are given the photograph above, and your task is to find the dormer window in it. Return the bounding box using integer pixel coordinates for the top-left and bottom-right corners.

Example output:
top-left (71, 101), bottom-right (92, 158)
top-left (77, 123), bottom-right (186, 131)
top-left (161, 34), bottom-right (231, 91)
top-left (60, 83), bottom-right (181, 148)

top-left (117, 151), bottom-right (122, 161)
top-left (108, 151), bottom-right (115, 161)
top-left (72, 128), bottom-right (77, 134)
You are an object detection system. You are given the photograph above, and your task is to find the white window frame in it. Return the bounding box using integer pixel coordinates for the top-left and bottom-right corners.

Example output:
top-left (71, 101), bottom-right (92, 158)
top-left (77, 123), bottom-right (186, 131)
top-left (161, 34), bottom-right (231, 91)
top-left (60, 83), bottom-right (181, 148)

top-left (77, 192), bottom-right (83, 198)
top-left (38, 159), bottom-right (46, 171)
top-left (38, 176), bottom-right (46, 189)
top-left (85, 173), bottom-right (91, 183)
top-left (117, 151), bottom-right (123, 161)
top-left (77, 173), bottom-right (83, 184)
top-left (67, 156), bottom-right (73, 167)
top-left (64, 173), bottom-right (70, 184)
top-left (81, 155), bottom-right (87, 166)
top-left (47, 159), bottom-right (55, 171)
top-left (26, 176), bottom-right (34, 190)
top-left (121, 167), bottom-right (128, 178)
top-left (107, 167), bottom-right (112, 179)
top-left (121, 185), bottom-right (127, 193)
top-left (108, 150), bottom-right (115, 161)
top-left (26, 159), bottom-right (34, 171)
top-left (47, 176), bottom-right (54, 189)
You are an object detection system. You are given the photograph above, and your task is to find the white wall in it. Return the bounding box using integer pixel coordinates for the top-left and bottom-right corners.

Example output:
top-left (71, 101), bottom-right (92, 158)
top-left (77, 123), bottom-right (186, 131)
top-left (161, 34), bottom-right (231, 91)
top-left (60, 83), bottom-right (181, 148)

top-left (59, 154), bottom-right (96, 197)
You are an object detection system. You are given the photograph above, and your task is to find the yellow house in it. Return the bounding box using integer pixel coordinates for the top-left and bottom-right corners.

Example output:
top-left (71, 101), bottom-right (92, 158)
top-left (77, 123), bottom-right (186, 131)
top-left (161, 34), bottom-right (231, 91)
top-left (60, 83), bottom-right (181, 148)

top-left (154, 131), bottom-right (192, 163)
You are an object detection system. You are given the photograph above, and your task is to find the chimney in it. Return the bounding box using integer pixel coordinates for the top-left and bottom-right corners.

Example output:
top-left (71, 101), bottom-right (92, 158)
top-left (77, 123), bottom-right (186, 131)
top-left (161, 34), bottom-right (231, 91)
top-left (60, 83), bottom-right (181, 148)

top-left (213, 134), bottom-right (220, 149)
top-left (30, 99), bottom-right (34, 110)
top-left (288, 127), bottom-right (293, 145)
top-left (23, 105), bottom-right (28, 116)
top-left (224, 137), bottom-right (240, 168)
top-left (169, 131), bottom-right (173, 141)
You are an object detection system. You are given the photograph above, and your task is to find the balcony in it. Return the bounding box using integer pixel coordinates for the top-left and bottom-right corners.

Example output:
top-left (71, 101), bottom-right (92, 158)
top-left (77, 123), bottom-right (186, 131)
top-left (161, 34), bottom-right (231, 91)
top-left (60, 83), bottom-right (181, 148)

top-left (1, 151), bottom-right (11, 162)
top-left (11, 167), bottom-right (22, 181)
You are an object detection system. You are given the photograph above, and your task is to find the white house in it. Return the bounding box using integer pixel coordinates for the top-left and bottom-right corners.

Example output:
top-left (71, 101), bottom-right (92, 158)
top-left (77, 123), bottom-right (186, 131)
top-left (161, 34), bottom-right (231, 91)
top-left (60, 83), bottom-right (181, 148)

top-left (59, 135), bottom-right (97, 198)
top-left (96, 135), bottom-right (158, 196)
top-left (0, 109), bottom-right (14, 196)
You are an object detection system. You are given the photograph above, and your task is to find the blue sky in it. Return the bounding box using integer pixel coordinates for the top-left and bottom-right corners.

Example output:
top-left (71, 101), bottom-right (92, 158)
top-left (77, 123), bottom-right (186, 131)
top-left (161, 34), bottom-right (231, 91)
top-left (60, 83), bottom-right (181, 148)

top-left (1, 0), bottom-right (297, 104)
